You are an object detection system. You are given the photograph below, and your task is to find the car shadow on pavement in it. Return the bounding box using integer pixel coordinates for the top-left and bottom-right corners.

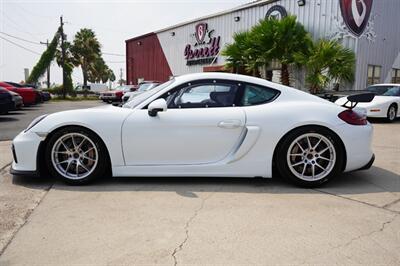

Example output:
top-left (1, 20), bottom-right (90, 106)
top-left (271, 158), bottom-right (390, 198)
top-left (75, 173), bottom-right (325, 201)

top-left (0, 117), bottom-right (19, 122)
top-left (369, 118), bottom-right (400, 124)
top-left (11, 166), bottom-right (400, 198)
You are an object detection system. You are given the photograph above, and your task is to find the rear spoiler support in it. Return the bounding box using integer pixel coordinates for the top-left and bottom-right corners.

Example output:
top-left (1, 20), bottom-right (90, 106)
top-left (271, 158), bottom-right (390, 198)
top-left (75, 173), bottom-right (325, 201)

top-left (341, 93), bottom-right (375, 109)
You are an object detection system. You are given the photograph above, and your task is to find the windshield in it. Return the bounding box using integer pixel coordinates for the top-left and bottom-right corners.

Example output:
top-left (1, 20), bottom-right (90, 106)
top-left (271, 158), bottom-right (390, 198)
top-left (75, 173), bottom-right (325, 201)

top-left (123, 79), bottom-right (175, 108)
top-left (138, 83), bottom-right (153, 92)
top-left (367, 86), bottom-right (400, 96)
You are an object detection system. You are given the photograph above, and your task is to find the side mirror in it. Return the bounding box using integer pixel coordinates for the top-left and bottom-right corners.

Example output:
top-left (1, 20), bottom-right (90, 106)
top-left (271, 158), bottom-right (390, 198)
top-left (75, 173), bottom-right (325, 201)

top-left (148, 98), bottom-right (167, 117)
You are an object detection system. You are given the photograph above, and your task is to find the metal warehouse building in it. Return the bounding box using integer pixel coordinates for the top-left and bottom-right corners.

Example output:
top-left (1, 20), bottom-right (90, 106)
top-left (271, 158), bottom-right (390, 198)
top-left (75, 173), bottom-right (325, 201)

top-left (126, 0), bottom-right (400, 91)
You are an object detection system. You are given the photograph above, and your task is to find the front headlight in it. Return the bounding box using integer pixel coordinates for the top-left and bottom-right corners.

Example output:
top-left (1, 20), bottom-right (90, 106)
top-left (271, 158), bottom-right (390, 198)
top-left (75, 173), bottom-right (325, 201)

top-left (25, 114), bottom-right (48, 132)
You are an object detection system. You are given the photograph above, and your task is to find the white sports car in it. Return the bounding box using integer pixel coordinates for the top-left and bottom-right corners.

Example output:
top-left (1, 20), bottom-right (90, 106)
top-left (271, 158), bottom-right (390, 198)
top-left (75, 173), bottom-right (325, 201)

top-left (335, 84), bottom-right (400, 122)
top-left (11, 73), bottom-right (375, 187)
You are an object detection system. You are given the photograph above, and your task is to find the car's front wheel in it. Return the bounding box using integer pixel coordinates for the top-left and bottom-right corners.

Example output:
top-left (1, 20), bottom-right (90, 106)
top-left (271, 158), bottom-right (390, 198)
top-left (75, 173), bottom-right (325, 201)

top-left (45, 127), bottom-right (108, 185)
top-left (276, 127), bottom-right (344, 187)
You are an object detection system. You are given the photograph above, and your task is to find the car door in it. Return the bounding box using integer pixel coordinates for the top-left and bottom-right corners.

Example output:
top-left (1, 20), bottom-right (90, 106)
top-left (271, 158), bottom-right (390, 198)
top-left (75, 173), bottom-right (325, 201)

top-left (122, 80), bottom-right (246, 165)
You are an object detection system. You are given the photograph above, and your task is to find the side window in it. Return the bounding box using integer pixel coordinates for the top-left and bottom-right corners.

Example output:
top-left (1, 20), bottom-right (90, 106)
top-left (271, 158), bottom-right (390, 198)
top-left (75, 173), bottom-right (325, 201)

top-left (241, 84), bottom-right (279, 106)
top-left (170, 83), bottom-right (238, 108)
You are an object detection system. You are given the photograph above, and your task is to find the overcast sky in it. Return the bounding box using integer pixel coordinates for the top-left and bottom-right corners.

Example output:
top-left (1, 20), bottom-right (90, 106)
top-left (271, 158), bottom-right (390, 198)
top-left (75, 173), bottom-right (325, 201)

top-left (0, 0), bottom-right (249, 86)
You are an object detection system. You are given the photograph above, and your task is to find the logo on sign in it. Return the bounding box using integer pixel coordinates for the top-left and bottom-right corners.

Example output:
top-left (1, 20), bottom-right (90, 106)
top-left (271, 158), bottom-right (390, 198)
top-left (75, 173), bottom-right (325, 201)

top-left (195, 23), bottom-right (207, 45)
top-left (184, 23), bottom-right (221, 66)
top-left (340, 0), bottom-right (373, 37)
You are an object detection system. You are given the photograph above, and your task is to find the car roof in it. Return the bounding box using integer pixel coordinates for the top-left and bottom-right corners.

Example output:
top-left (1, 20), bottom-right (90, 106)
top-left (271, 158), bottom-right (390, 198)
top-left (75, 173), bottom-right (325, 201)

top-left (174, 72), bottom-right (296, 93)
top-left (367, 83), bottom-right (400, 87)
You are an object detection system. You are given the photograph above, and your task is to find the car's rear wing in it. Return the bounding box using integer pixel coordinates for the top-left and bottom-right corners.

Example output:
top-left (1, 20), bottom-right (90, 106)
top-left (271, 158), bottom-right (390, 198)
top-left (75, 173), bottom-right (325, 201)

top-left (341, 93), bottom-right (375, 109)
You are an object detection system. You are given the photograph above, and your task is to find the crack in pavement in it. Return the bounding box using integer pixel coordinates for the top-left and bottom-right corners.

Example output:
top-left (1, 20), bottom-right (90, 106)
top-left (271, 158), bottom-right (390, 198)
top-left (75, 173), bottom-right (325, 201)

top-left (301, 214), bottom-right (399, 264)
top-left (171, 189), bottom-right (218, 266)
top-left (313, 189), bottom-right (400, 214)
top-left (331, 214), bottom-right (398, 250)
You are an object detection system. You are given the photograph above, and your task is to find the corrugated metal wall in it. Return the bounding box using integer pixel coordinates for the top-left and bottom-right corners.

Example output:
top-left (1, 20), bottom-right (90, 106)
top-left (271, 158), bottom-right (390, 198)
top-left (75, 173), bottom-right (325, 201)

top-left (126, 33), bottom-right (172, 85)
top-left (129, 0), bottom-right (399, 90)
top-left (355, 0), bottom-right (400, 89)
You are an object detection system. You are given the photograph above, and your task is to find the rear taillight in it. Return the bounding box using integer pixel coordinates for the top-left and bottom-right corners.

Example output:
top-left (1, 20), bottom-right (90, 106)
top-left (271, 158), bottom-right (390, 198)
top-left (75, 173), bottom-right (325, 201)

top-left (338, 110), bottom-right (368, 125)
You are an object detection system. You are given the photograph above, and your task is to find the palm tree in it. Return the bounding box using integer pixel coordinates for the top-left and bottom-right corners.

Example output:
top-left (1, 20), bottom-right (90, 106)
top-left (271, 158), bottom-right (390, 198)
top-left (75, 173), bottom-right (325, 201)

top-left (222, 31), bottom-right (259, 75)
top-left (70, 28), bottom-right (101, 91)
top-left (295, 39), bottom-right (355, 94)
top-left (88, 56), bottom-right (115, 83)
top-left (262, 16), bottom-right (312, 86)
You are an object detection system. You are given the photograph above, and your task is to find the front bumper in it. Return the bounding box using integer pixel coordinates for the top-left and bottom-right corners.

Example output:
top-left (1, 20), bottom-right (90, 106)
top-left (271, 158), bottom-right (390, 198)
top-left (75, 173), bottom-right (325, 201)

top-left (10, 165), bottom-right (39, 176)
top-left (11, 130), bottom-right (43, 173)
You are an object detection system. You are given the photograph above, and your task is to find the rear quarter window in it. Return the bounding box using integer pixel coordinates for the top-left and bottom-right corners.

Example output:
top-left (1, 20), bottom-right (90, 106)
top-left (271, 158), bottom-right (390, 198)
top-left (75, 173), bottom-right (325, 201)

top-left (241, 84), bottom-right (280, 106)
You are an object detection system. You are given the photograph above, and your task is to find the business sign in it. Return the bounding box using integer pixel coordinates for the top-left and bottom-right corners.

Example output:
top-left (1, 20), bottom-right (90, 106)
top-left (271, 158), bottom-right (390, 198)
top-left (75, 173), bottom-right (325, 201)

top-left (340, 0), bottom-right (373, 37)
top-left (184, 23), bottom-right (220, 66)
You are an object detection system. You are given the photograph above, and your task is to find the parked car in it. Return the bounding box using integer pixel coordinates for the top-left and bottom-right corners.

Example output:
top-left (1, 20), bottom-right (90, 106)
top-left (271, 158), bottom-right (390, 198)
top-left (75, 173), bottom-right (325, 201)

top-left (335, 84), bottom-right (400, 122)
top-left (99, 85), bottom-right (136, 103)
top-left (9, 91), bottom-right (23, 110)
top-left (23, 83), bottom-right (51, 101)
top-left (6, 82), bottom-right (50, 102)
top-left (122, 82), bottom-right (160, 104)
top-left (0, 87), bottom-right (14, 114)
top-left (0, 82), bottom-right (37, 105)
top-left (12, 73), bottom-right (375, 187)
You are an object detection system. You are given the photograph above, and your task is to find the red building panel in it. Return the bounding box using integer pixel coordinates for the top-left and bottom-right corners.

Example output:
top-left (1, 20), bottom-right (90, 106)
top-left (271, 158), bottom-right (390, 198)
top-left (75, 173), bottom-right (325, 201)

top-left (126, 33), bottom-right (172, 85)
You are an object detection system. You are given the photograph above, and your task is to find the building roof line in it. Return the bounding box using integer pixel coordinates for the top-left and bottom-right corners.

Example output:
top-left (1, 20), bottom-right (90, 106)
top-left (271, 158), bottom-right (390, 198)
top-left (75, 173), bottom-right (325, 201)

top-left (125, 0), bottom-right (278, 42)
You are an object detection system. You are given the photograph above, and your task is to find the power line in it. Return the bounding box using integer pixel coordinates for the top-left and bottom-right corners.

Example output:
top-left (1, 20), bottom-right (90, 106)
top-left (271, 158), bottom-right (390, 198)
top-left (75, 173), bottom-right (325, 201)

top-left (0, 35), bottom-right (42, 55)
top-left (0, 31), bottom-right (44, 46)
top-left (0, 11), bottom-right (43, 41)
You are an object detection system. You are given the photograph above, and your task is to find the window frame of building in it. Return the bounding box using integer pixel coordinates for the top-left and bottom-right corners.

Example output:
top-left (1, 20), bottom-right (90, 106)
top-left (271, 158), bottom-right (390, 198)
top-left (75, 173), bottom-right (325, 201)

top-left (367, 65), bottom-right (382, 86)
top-left (392, 68), bottom-right (400, 84)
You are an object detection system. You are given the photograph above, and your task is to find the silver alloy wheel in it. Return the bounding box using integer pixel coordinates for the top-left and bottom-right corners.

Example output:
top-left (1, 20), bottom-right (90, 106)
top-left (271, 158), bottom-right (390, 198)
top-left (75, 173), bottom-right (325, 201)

top-left (388, 106), bottom-right (396, 121)
top-left (286, 133), bottom-right (336, 182)
top-left (51, 133), bottom-right (98, 180)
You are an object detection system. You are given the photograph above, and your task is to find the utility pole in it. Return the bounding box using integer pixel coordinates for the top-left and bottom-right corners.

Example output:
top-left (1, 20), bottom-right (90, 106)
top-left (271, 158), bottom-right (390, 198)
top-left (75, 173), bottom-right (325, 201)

top-left (40, 39), bottom-right (50, 88)
top-left (119, 68), bottom-right (123, 86)
top-left (60, 16), bottom-right (66, 98)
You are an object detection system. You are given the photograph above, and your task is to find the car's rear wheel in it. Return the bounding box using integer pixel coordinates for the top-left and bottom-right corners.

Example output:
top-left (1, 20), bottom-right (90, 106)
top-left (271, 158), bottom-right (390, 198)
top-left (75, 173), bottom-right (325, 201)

top-left (276, 127), bottom-right (344, 187)
top-left (45, 127), bottom-right (108, 185)
top-left (387, 104), bottom-right (397, 122)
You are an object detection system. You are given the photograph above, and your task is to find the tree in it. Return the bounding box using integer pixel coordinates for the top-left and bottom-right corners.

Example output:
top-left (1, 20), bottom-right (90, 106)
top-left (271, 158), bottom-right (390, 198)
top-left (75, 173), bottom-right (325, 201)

top-left (222, 16), bottom-right (311, 84)
top-left (27, 28), bottom-right (60, 84)
top-left (87, 56), bottom-right (115, 83)
top-left (70, 28), bottom-right (101, 91)
top-left (295, 39), bottom-right (355, 94)
top-left (55, 41), bottom-right (74, 95)
top-left (262, 16), bottom-right (312, 86)
top-left (222, 31), bottom-right (261, 76)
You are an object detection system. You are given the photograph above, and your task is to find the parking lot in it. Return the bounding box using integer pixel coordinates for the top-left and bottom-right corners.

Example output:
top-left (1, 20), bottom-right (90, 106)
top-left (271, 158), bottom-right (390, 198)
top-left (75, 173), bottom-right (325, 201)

top-left (0, 101), bottom-right (104, 141)
top-left (0, 102), bottom-right (399, 265)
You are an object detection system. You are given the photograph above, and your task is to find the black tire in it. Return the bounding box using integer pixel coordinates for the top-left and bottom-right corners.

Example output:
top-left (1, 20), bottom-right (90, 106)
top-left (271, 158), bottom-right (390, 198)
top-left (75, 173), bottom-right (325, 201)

top-left (276, 126), bottom-right (344, 188)
top-left (44, 126), bottom-right (108, 185)
top-left (386, 104), bottom-right (397, 123)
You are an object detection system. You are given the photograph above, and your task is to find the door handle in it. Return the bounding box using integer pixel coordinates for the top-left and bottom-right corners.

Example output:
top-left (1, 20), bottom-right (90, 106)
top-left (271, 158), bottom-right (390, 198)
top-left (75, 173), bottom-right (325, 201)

top-left (218, 120), bottom-right (242, 129)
